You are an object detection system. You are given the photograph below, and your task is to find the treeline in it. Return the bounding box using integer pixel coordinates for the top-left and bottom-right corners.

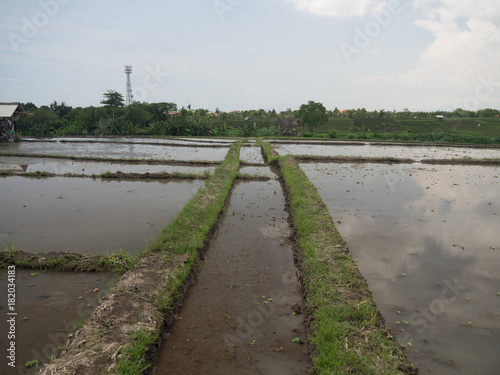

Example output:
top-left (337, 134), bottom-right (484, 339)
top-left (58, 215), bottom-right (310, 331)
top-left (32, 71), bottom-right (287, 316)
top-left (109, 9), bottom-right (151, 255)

top-left (16, 99), bottom-right (500, 137)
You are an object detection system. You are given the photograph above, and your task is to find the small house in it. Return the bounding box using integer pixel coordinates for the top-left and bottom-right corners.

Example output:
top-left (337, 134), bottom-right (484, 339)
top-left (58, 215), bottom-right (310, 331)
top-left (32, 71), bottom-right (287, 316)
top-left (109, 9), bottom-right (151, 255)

top-left (275, 118), bottom-right (301, 136)
top-left (435, 115), bottom-right (444, 121)
top-left (0, 102), bottom-right (26, 142)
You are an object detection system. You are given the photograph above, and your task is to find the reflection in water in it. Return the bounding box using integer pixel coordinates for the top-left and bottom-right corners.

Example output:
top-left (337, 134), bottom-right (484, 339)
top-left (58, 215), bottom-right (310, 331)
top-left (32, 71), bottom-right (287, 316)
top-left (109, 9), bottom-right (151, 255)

top-left (0, 177), bottom-right (204, 255)
top-left (301, 162), bottom-right (500, 375)
top-left (0, 141), bottom-right (229, 161)
top-left (0, 156), bottom-right (217, 175)
top-left (274, 143), bottom-right (500, 161)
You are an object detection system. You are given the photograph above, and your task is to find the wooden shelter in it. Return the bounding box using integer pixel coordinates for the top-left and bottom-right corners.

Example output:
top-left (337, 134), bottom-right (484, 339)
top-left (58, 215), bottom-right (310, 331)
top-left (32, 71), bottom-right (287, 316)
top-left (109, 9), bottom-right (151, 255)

top-left (0, 102), bottom-right (25, 142)
top-left (275, 118), bottom-right (301, 136)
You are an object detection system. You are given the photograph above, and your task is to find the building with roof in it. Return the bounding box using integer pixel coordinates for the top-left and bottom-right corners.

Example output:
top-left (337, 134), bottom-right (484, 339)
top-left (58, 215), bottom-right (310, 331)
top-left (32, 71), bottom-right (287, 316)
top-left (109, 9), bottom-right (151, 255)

top-left (0, 102), bottom-right (26, 142)
top-left (275, 118), bottom-right (301, 136)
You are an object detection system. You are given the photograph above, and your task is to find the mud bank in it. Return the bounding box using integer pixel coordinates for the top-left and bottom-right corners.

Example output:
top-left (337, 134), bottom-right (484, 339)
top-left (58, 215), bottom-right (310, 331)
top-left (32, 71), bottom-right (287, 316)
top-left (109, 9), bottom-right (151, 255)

top-left (154, 179), bottom-right (308, 375)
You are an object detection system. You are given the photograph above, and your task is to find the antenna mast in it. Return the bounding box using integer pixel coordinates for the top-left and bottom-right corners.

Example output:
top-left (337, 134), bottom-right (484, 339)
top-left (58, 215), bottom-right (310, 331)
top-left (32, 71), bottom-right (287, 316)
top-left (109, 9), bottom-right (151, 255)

top-left (125, 65), bottom-right (133, 106)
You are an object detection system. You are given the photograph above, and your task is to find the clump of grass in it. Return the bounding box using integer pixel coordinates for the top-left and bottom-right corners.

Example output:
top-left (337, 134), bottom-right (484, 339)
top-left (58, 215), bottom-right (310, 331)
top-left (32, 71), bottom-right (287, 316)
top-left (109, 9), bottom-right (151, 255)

top-left (116, 329), bottom-right (157, 374)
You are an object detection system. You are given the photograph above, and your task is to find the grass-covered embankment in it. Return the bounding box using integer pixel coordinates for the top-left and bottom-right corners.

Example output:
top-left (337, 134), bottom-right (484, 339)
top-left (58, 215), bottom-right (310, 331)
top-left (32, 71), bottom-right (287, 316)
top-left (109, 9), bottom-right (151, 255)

top-left (259, 140), bottom-right (418, 374)
top-left (38, 141), bottom-right (243, 375)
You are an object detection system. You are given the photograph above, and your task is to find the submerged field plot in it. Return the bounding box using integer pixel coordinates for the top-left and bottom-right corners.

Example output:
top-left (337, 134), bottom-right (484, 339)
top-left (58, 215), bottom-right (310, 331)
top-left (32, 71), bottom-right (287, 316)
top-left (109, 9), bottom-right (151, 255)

top-left (0, 177), bottom-right (204, 255)
top-left (0, 270), bottom-right (113, 371)
top-left (273, 141), bottom-right (500, 161)
top-left (1, 138), bottom-right (230, 162)
top-left (301, 162), bottom-right (500, 374)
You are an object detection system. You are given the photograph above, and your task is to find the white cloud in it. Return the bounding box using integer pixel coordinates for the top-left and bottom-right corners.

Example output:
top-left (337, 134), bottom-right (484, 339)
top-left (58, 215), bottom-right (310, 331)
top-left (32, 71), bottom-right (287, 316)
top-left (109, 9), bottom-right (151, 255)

top-left (356, 0), bottom-right (500, 110)
top-left (400, 0), bottom-right (500, 109)
top-left (282, 0), bottom-right (374, 18)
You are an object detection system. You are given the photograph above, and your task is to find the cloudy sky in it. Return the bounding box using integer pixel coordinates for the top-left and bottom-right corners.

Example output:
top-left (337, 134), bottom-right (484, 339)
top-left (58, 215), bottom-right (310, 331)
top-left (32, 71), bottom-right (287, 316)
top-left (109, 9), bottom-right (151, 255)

top-left (1, 0), bottom-right (499, 112)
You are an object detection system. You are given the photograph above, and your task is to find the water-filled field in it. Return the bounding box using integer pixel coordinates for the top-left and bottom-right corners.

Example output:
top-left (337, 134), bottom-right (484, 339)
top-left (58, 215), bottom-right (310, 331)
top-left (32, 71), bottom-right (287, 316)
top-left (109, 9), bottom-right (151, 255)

top-left (301, 162), bottom-right (500, 374)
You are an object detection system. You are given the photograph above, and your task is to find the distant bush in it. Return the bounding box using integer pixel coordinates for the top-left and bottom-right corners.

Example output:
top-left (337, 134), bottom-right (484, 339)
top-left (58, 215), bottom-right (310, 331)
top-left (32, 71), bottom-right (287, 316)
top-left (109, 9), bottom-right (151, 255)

top-left (328, 130), bottom-right (338, 139)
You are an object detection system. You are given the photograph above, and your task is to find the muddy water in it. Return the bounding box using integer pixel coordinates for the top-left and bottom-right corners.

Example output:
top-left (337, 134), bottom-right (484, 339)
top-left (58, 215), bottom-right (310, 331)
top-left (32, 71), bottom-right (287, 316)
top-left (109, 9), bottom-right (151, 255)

top-left (0, 156), bottom-right (217, 176)
top-left (155, 179), bottom-right (308, 375)
top-left (0, 177), bottom-right (204, 255)
top-left (240, 146), bottom-right (265, 164)
top-left (0, 269), bottom-right (113, 375)
top-left (0, 141), bottom-right (229, 162)
top-left (301, 162), bottom-right (500, 374)
top-left (239, 166), bottom-right (277, 180)
top-left (273, 143), bottom-right (500, 161)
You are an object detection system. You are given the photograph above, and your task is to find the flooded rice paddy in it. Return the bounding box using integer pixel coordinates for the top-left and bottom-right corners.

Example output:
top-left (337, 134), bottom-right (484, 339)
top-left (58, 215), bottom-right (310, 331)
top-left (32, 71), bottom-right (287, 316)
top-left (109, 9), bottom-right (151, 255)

top-left (155, 179), bottom-right (307, 375)
top-left (273, 142), bottom-right (500, 161)
top-left (1, 140), bottom-right (229, 162)
top-left (23, 137), bottom-right (235, 146)
top-left (0, 156), bottom-right (217, 175)
top-left (240, 146), bottom-right (266, 164)
top-left (239, 166), bottom-right (277, 180)
top-left (0, 177), bottom-right (204, 255)
top-left (300, 162), bottom-right (500, 374)
top-left (0, 269), bottom-right (113, 374)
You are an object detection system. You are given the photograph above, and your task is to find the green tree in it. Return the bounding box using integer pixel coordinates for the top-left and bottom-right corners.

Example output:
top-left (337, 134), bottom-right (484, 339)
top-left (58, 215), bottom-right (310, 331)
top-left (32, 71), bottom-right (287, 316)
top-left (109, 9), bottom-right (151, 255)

top-left (50, 100), bottom-right (73, 118)
top-left (298, 100), bottom-right (328, 132)
top-left (126, 103), bottom-right (151, 127)
top-left (101, 90), bottom-right (125, 108)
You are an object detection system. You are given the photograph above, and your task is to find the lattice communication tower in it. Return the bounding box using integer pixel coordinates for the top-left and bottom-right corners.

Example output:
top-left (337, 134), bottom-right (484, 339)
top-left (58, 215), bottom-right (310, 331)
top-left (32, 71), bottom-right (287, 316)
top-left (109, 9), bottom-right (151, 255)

top-left (125, 65), bottom-right (133, 106)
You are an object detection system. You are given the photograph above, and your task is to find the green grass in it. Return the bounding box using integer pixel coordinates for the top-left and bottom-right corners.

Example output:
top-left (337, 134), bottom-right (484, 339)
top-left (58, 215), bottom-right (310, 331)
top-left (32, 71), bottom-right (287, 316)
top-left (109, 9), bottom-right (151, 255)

top-left (116, 329), bottom-right (157, 374)
top-left (260, 142), bottom-right (417, 374)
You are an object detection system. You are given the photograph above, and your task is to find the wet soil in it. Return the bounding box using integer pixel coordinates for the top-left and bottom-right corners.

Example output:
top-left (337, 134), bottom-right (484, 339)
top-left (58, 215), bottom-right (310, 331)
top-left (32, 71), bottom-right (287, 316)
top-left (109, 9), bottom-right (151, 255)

top-left (0, 177), bottom-right (204, 255)
top-left (154, 179), bottom-right (308, 375)
top-left (0, 269), bottom-right (113, 375)
top-left (301, 162), bottom-right (500, 375)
